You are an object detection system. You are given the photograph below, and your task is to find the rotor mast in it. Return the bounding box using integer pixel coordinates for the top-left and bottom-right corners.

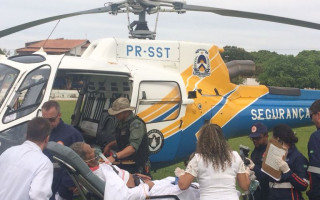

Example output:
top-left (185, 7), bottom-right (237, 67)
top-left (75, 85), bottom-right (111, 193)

top-left (129, 10), bottom-right (156, 40)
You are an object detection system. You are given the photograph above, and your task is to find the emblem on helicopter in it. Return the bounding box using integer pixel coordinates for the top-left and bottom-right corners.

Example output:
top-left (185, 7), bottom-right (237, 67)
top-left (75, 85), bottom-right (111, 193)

top-left (193, 49), bottom-right (210, 77)
top-left (147, 129), bottom-right (164, 155)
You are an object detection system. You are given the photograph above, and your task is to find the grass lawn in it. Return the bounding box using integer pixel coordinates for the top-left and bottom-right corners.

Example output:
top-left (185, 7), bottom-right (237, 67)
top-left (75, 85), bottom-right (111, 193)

top-left (58, 100), bottom-right (314, 199)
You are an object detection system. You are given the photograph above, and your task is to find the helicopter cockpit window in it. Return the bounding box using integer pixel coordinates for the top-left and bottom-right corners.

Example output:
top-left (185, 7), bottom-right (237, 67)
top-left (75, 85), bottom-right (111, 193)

top-left (8, 54), bottom-right (46, 63)
top-left (0, 64), bottom-right (19, 108)
top-left (3, 65), bottom-right (50, 123)
top-left (137, 81), bottom-right (182, 123)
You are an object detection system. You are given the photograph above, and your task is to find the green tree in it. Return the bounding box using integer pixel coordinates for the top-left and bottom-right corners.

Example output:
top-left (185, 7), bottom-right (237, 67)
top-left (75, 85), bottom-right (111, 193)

top-left (220, 46), bottom-right (320, 88)
top-left (257, 55), bottom-right (293, 87)
top-left (294, 50), bottom-right (320, 88)
top-left (221, 46), bottom-right (253, 62)
top-left (256, 51), bottom-right (320, 89)
top-left (250, 50), bottom-right (279, 75)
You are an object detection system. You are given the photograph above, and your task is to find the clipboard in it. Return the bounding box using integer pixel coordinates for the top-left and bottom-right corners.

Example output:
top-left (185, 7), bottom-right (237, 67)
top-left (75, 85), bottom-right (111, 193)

top-left (261, 138), bottom-right (288, 181)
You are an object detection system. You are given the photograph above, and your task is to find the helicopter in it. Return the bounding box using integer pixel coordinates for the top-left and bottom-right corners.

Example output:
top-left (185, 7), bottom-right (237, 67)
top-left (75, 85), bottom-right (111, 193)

top-left (0, 0), bottom-right (320, 169)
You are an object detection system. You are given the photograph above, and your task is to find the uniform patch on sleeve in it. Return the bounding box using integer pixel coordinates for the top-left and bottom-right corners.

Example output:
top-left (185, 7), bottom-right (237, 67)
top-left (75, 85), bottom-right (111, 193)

top-left (132, 122), bottom-right (141, 129)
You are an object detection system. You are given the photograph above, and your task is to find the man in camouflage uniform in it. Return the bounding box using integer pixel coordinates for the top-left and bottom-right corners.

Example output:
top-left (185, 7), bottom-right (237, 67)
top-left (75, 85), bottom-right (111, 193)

top-left (103, 97), bottom-right (151, 175)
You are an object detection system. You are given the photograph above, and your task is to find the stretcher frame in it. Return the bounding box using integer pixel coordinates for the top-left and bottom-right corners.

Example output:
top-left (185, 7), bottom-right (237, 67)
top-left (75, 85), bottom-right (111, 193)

top-left (46, 141), bottom-right (179, 200)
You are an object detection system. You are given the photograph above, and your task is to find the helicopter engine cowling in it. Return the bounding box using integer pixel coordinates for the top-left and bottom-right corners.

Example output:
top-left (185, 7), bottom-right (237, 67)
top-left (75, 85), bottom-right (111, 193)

top-left (226, 60), bottom-right (256, 79)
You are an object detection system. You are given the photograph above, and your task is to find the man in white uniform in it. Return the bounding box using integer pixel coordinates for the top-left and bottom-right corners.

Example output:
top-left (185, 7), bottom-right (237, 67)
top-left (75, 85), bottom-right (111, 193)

top-left (0, 117), bottom-right (54, 200)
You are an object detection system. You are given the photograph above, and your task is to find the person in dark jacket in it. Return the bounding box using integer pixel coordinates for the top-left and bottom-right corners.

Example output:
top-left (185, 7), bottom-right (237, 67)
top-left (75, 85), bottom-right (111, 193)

top-left (42, 100), bottom-right (84, 200)
top-left (248, 122), bottom-right (269, 200)
top-left (307, 99), bottom-right (320, 200)
top-left (268, 124), bottom-right (308, 200)
top-left (103, 97), bottom-right (150, 175)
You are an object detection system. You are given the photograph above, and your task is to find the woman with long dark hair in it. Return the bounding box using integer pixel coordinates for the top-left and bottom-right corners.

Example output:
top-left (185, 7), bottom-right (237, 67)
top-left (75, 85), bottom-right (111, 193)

top-left (176, 123), bottom-right (250, 200)
top-left (268, 124), bottom-right (308, 200)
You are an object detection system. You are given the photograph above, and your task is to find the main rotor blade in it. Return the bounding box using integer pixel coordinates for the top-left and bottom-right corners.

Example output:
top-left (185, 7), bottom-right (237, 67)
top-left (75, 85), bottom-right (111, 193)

top-left (183, 4), bottom-right (320, 30)
top-left (0, 6), bottom-right (112, 38)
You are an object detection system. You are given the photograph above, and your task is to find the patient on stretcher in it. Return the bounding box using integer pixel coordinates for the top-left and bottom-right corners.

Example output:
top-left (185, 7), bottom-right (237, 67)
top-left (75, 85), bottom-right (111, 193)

top-left (70, 142), bottom-right (199, 200)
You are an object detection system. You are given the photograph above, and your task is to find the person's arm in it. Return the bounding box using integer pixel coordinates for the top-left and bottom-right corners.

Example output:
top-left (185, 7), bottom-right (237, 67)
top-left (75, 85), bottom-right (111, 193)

top-left (117, 145), bottom-right (136, 159)
top-left (177, 154), bottom-right (198, 190)
top-left (128, 119), bottom-right (145, 152)
top-left (237, 173), bottom-right (250, 191)
top-left (104, 166), bottom-right (151, 200)
top-left (250, 150), bottom-right (270, 183)
top-left (127, 182), bottom-right (153, 200)
top-left (107, 145), bottom-right (136, 163)
top-left (29, 161), bottom-right (53, 200)
top-left (178, 173), bottom-right (195, 190)
top-left (308, 133), bottom-right (320, 167)
top-left (277, 156), bottom-right (309, 191)
top-left (135, 173), bottom-right (152, 181)
top-left (236, 152), bottom-right (250, 191)
top-left (103, 140), bottom-right (117, 155)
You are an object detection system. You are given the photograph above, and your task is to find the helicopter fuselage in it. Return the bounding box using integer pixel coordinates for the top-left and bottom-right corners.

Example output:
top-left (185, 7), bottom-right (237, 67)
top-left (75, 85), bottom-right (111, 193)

top-left (0, 38), bottom-right (318, 168)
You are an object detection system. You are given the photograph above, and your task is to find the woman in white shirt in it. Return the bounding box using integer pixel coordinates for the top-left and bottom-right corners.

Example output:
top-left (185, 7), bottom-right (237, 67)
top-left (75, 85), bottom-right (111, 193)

top-left (177, 123), bottom-right (250, 200)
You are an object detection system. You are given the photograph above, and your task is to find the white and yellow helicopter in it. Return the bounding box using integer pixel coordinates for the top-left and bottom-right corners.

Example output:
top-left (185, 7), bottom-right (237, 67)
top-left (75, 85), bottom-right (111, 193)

top-left (1, 0), bottom-right (320, 169)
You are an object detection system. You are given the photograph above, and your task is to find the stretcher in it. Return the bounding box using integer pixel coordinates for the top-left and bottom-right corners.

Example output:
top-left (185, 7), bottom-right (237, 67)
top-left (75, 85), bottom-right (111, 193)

top-left (46, 141), bottom-right (180, 200)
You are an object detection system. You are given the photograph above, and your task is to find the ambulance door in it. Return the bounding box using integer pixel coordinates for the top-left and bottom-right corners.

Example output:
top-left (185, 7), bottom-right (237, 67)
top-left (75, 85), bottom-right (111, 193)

top-left (0, 54), bottom-right (63, 154)
top-left (135, 81), bottom-right (184, 156)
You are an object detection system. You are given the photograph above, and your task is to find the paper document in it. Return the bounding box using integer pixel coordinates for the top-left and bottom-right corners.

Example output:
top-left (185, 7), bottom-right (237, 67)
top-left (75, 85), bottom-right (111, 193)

top-left (261, 138), bottom-right (288, 181)
top-left (264, 143), bottom-right (287, 170)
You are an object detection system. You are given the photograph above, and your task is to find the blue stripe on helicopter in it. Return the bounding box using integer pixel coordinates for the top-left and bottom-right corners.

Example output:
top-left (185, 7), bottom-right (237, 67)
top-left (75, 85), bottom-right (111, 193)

top-left (151, 89), bottom-right (320, 163)
top-left (222, 89), bottom-right (320, 139)
top-left (151, 104), bottom-right (180, 123)
top-left (150, 88), bottom-right (237, 162)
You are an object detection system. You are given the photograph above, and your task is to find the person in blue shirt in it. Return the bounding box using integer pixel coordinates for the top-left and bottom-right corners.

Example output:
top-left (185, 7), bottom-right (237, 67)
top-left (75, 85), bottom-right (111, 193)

top-left (42, 100), bottom-right (84, 200)
top-left (248, 122), bottom-right (269, 200)
top-left (307, 99), bottom-right (320, 200)
top-left (268, 124), bottom-right (308, 200)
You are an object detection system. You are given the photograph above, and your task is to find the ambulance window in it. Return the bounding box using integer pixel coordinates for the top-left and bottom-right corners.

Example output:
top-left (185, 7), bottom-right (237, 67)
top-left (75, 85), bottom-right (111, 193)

top-left (0, 64), bottom-right (19, 107)
top-left (3, 66), bottom-right (50, 123)
top-left (137, 81), bottom-right (181, 123)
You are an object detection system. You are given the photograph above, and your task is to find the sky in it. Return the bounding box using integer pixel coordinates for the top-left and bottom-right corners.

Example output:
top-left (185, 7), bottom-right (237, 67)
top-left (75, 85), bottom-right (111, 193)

top-left (1, 0), bottom-right (320, 55)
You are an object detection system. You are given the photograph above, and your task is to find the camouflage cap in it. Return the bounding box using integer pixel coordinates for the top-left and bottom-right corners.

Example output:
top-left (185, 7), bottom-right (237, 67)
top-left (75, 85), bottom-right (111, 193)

top-left (108, 97), bottom-right (135, 115)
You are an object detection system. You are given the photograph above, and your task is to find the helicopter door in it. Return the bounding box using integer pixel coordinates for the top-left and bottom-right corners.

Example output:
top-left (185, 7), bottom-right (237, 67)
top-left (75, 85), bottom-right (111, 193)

top-left (135, 81), bottom-right (184, 155)
top-left (0, 54), bottom-right (63, 153)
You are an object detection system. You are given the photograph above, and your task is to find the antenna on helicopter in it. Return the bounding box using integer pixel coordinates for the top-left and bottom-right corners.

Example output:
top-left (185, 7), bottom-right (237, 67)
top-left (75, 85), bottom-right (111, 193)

top-left (42, 20), bottom-right (61, 50)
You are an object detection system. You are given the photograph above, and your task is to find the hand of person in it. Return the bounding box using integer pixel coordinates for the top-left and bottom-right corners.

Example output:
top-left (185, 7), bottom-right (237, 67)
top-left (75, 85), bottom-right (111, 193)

top-left (144, 179), bottom-right (155, 190)
top-left (246, 158), bottom-right (255, 170)
top-left (245, 167), bottom-right (256, 180)
top-left (174, 167), bottom-right (185, 177)
top-left (275, 157), bottom-right (290, 173)
top-left (103, 145), bottom-right (110, 155)
top-left (107, 156), bottom-right (115, 163)
top-left (245, 166), bottom-right (251, 175)
top-left (135, 173), bottom-right (151, 181)
top-left (68, 186), bottom-right (79, 195)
